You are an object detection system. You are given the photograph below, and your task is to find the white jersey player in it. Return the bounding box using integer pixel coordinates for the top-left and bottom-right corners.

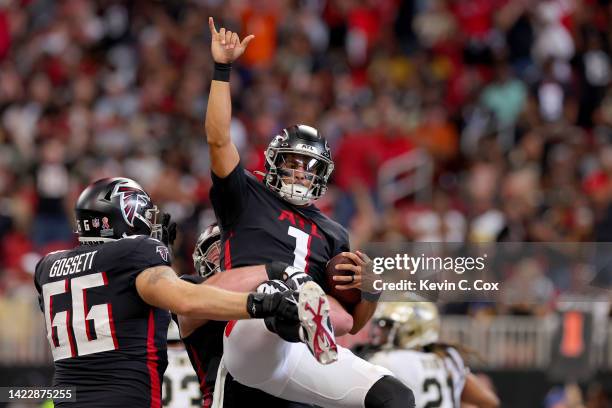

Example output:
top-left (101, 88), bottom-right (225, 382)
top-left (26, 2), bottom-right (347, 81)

top-left (367, 303), bottom-right (499, 408)
top-left (162, 321), bottom-right (201, 408)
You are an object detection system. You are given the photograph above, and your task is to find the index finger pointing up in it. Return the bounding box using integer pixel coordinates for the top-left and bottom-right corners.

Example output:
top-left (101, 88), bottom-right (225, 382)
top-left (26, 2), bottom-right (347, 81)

top-left (208, 17), bottom-right (218, 35)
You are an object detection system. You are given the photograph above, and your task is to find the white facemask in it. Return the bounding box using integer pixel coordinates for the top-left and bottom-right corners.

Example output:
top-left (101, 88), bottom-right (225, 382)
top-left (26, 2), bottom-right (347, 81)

top-left (279, 182), bottom-right (312, 205)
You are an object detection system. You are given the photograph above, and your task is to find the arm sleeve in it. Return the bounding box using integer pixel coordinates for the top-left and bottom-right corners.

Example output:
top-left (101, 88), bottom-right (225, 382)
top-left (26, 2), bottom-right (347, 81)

top-left (334, 226), bottom-right (351, 255)
top-left (210, 161), bottom-right (249, 228)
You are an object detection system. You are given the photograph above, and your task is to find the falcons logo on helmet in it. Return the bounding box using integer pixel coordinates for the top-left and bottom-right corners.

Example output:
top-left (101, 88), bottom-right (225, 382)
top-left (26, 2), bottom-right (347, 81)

top-left (111, 181), bottom-right (151, 227)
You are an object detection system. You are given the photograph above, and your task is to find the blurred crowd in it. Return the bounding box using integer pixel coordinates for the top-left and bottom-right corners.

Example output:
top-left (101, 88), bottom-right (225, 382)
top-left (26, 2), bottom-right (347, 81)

top-left (0, 0), bottom-right (611, 315)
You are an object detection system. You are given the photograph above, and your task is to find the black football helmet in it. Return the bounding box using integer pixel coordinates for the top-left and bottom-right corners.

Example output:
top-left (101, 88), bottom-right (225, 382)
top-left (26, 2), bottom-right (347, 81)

top-left (192, 223), bottom-right (221, 279)
top-left (263, 124), bottom-right (334, 205)
top-left (75, 177), bottom-right (162, 243)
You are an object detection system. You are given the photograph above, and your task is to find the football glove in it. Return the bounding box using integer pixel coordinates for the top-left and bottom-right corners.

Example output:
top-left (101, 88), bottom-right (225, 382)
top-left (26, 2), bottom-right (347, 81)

top-left (161, 213), bottom-right (177, 247)
top-left (246, 289), bottom-right (299, 321)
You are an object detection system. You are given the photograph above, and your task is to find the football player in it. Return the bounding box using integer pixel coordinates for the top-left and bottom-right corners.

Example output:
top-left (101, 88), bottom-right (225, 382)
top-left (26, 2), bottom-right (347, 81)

top-left (367, 303), bottom-right (500, 408)
top-left (202, 17), bottom-right (415, 407)
top-left (173, 224), bottom-right (316, 408)
top-left (33, 177), bottom-right (330, 407)
top-left (162, 321), bottom-right (200, 408)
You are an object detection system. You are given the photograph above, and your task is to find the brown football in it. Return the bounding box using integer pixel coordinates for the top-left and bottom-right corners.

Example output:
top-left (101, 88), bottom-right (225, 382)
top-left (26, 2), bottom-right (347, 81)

top-left (326, 253), bottom-right (361, 309)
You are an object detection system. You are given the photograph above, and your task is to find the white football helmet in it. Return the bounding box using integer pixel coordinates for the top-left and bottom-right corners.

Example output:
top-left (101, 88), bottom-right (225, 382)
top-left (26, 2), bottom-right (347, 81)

top-left (371, 302), bottom-right (441, 350)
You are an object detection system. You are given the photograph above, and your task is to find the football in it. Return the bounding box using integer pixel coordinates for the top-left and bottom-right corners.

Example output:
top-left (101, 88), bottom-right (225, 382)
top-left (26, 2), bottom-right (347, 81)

top-left (326, 253), bottom-right (361, 309)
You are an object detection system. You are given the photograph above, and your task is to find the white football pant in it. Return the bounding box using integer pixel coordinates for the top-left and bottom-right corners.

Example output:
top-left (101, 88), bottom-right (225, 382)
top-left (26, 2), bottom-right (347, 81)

top-left (216, 319), bottom-right (392, 408)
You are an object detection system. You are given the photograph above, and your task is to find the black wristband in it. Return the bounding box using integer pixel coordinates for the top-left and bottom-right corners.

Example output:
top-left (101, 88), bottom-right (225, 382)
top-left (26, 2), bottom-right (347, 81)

top-left (362, 290), bottom-right (382, 302)
top-left (265, 261), bottom-right (290, 281)
top-left (213, 62), bottom-right (232, 82)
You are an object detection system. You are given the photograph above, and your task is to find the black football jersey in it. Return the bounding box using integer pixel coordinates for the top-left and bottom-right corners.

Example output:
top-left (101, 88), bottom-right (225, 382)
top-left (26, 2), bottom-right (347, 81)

top-left (172, 274), bottom-right (225, 408)
top-left (33, 235), bottom-right (172, 407)
top-left (173, 275), bottom-right (313, 408)
top-left (210, 162), bottom-right (350, 289)
top-left (207, 162), bottom-right (345, 408)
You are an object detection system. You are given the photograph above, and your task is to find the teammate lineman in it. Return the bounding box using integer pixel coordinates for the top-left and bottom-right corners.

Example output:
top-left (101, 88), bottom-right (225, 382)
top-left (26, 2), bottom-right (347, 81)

top-left (174, 224), bottom-right (322, 408)
top-left (203, 17), bottom-right (415, 408)
top-left (33, 177), bottom-right (328, 407)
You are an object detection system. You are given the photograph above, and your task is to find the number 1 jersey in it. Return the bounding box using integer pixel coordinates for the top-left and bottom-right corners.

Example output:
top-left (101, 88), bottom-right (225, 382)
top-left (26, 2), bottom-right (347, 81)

top-left (33, 235), bottom-right (172, 407)
top-left (210, 163), bottom-right (350, 290)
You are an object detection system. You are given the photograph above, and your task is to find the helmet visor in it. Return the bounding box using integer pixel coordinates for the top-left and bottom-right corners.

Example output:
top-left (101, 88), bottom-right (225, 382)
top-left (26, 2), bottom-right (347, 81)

top-left (276, 153), bottom-right (326, 187)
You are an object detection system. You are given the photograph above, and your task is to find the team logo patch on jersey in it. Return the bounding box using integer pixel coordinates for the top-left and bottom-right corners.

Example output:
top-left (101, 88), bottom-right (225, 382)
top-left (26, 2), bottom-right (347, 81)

top-left (111, 180), bottom-right (151, 227)
top-left (92, 218), bottom-right (100, 228)
top-left (156, 246), bottom-right (169, 262)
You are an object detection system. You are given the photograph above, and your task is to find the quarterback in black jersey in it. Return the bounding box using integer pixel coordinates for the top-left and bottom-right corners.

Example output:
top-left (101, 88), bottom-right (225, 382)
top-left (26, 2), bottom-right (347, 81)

top-left (173, 225), bottom-right (315, 408)
top-left (201, 17), bottom-right (415, 408)
top-left (33, 177), bottom-right (325, 408)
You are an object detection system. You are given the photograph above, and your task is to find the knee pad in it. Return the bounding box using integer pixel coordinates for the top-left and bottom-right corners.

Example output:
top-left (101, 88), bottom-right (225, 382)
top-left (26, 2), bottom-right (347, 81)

top-left (364, 375), bottom-right (415, 408)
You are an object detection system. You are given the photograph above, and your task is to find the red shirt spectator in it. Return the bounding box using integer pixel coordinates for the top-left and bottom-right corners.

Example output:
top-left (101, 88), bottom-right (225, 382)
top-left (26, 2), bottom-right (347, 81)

top-left (0, 10), bottom-right (10, 61)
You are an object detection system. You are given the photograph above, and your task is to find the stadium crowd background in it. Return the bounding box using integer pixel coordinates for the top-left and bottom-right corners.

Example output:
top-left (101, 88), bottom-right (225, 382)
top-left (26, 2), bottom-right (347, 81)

top-left (0, 0), bottom-right (611, 406)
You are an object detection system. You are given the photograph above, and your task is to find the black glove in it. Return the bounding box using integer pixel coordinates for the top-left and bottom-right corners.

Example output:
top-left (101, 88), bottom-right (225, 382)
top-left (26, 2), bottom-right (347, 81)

top-left (161, 213), bottom-right (177, 247)
top-left (246, 290), bottom-right (299, 321)
top-left (264, 316), bottom-right (301, 343)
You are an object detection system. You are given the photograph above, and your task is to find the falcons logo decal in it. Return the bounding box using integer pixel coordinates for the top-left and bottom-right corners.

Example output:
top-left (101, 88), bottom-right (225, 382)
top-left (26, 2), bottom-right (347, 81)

top-left (111, 181), bottom-right (151, 227)
top-left (156, 246), bottom-right (169, 262)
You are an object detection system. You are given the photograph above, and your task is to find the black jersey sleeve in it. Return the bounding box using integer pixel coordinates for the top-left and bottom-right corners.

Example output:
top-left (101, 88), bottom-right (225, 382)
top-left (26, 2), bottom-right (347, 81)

top-left (123, 236), bottom-right (173, 288)
top-left (333, 225), bottom-right (351, 256)
top-left (210, 161), bottom-right (249, 228)
top-left (340, 228), bottom-right (350, 253)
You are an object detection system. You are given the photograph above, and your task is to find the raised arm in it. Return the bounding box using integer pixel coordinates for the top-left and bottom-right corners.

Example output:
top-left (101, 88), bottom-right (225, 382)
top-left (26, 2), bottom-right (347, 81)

top-left (205, 17), bottom-right (254, 178)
